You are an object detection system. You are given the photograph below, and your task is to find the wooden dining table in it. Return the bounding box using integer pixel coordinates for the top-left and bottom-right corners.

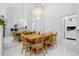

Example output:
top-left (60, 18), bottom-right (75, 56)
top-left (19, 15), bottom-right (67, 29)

top-left (21, 33), bottom-right (45, 42)
top-left (20, 32), bottom-right (57, 55)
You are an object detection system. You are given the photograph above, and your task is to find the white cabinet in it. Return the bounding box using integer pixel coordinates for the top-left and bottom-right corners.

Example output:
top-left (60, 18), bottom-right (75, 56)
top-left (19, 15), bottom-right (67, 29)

top-left (0, 25), bottom-right (3, 56)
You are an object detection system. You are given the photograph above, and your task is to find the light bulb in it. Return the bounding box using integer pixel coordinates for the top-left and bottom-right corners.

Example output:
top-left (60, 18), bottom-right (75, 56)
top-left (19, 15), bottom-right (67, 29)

top-left (36, 17), bottom-right (40, 20)
top-left (32, 8), bottom-right (44, 17)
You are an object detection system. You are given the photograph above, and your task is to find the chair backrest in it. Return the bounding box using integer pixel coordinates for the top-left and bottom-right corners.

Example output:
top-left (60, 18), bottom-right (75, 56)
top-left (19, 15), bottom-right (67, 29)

top-left (44, 34), bottom-right (51, 41)
top-left (36, 36), bottom-right (45, 44)
top-left (50, 32), bottom-right (57, 41)
top-left (44, 32), bottom-right (57, 42)
top-left (20, 34), bottom-right (27, 42)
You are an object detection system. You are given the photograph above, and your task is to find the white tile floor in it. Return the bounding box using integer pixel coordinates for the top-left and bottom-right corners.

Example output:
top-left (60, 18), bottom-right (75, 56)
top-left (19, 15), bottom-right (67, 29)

top-left (2, 36), bottom-right (79, 56)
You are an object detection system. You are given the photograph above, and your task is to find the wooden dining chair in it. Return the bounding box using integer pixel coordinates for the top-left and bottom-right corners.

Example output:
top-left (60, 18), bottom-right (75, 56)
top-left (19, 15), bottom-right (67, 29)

top-left (51, 32), bottom-right (57, 47)
top-left (21, 33), bottom-right (57, 56)
top-left (43, 33), bottom-right (56, 53)
top-left (12, 32), bottom-right (22, 41)
top-left (20, 34), bottom-right (30, 55)
top-left (43, 35), bottom-right (51, 52)
top-left (36, 37), bottom-right (45, 54)
top-left (12, 32), bottom-right (17, 41)
top-left (21, 34), bottom-right (37, 55)
top-left (47, 32), bottom-right (57, 49)
top-left (29, 36), bottom-right (45, 55)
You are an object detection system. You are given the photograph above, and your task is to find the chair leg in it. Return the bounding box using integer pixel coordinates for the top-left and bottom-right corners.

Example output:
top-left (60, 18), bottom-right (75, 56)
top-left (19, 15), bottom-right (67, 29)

top-left (53, 45), bottom-right (55, 49)
top-left (43, 50), bottom-right (46, 56)
top-left (21, 46), bottom-right (24, 54)
top-left (21, 49), bottom-right (23, 54)
top-left (36, 49), bottom-right (38, 54)
top-left (55, 42), bottom-right (57, 47)
top-left (13, 37), bottom-right (16, 41)
top-left (30, 53), bottom-right (31, 56)
top-left (46, 45), bottom-right (48, 53)
top-left (42, 48), bottom-right (45, 56)
top-left (44, 53), bottom-right (45, 56)
top-left (25, 49), bottom-right (27, 56)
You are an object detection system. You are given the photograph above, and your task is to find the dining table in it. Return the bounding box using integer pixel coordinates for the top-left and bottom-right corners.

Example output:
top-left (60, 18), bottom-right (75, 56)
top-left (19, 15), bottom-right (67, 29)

top-left (21, 33), bottom-right (45, 42)
top-left (20, 32), bottom-right (57, 55)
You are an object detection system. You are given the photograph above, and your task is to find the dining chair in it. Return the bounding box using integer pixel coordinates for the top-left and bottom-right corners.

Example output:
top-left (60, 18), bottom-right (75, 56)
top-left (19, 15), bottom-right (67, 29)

top-left (12, 32), bottom-right (18, 41)
top-left (21, 34), bottom-right (37, 56)
top-left (37, 37), bottom-right (45, 53)
top-left (51, 32), bottom-right (57, 47)
top-left (12, 32), bottom-right (22, 41)
top-left (20, 34), bottom-right (30, 55)
top-left (28, 36), bottom-right (45, 55)
top-left (43, 32), bottom-right (57, 54)
top-left (43, 35), bottom-right (51, 52)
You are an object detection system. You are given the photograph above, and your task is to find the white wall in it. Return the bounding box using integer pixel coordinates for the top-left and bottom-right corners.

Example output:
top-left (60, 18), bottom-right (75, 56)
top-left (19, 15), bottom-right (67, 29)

top-left (75, 4), bottom-right (79, 27)
top-left (44, 3), bottom-right (75, 44)
top-left (73, 4), bottom-right (79, 53)
top-left (5, 3), bottom-right (45, 36)
top-left (0, 26), bottom-right (3, 56)
top-left (0, 4), bottom-right (6, 55)
top-left (4, 3), bottom-right (32, 36)
top-left (44, 3), bottom-right (79, 54)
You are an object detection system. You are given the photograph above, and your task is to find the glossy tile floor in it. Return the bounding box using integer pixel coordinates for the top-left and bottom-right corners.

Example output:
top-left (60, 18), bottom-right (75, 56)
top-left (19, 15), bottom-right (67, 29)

top-left (3, 36), bottom-right (79, 56)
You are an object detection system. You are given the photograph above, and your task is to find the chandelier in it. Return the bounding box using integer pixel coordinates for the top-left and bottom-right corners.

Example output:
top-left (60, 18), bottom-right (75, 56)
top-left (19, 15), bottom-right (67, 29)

top-left (32, 7), bottom-right (44, 18)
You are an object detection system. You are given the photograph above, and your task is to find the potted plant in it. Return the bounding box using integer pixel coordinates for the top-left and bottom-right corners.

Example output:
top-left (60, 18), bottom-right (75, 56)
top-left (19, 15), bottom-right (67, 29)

top-left (0, 15), bottom-right (7, 37)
